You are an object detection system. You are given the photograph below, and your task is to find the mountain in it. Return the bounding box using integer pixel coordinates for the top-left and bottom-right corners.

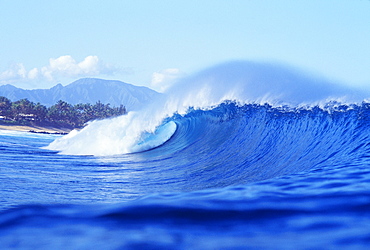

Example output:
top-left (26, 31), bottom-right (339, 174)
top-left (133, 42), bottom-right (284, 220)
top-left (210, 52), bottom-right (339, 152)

top-left (0, 78), bottom-right (160, 111)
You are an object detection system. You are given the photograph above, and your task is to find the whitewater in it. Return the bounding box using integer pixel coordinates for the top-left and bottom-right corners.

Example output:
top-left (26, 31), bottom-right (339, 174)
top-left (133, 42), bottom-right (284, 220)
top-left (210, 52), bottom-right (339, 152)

top-left (1, 61), bottom-right (370, 249)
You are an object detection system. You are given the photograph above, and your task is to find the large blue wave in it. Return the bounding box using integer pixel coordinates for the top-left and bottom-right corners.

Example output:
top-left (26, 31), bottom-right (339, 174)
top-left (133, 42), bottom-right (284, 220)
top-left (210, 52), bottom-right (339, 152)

top-left (139, 102), bottom-right (370, 188)
top-left (46, 61), bottom-right (369, 156)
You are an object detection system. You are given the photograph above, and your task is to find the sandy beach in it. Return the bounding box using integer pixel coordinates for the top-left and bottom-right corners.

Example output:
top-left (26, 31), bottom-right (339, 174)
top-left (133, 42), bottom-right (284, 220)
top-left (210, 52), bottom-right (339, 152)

top-left (0, 124), bottom-right (72, 134)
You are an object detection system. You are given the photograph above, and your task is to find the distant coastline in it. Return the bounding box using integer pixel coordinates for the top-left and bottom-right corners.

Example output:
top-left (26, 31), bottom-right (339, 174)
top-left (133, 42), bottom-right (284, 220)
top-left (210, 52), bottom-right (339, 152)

top-left (0, 96), bottom-right (127, 135)
top-left (0, 123), bottom-right (71, 135)
top-left (0, 79), bottom-right (148, 135)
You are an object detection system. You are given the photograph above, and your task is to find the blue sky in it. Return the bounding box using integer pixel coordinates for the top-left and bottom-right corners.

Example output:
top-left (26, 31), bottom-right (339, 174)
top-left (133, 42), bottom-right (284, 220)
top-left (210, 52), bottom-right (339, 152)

top-left (0, 0), bottom-right (369, 91)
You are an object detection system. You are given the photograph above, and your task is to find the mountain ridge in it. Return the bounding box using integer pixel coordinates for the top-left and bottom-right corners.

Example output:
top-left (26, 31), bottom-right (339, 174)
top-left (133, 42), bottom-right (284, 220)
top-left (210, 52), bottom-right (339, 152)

top-left (0, 78), bottom-right (160, 111)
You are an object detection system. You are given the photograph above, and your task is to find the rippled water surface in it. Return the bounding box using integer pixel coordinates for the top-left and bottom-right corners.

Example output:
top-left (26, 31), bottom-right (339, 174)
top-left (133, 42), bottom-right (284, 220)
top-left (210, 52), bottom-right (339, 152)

top-left (1, 103), bottom-right (370, 249)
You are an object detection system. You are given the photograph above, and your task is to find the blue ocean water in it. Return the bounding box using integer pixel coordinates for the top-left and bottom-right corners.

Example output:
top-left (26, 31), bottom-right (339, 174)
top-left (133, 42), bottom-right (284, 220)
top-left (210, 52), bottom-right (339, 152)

top-left (1, 102), bottom-right (370, 249)
top-left (1, 62), bottom-right (370, 249)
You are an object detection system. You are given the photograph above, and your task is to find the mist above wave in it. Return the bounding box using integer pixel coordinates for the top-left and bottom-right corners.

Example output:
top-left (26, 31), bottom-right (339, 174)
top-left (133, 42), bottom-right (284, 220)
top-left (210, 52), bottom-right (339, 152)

top-left (166, 61), bottom-right (366, 109)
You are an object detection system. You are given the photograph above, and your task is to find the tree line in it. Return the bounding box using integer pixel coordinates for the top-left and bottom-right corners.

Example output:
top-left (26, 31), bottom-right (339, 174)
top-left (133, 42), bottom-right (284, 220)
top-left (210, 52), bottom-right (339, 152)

top-left (0, 96), bottom-right (127, 128)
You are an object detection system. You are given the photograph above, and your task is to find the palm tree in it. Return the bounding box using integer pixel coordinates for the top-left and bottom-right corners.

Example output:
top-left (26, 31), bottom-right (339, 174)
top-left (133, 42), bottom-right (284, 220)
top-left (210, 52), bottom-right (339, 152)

top-left (32, 103), bottom-right (48, 122)
top-left (0, 96), bottom-right (12, 118)
top-left (11, 99), bottom-right (35, 121)
top-left (47, 100), bottom-right (78, 127)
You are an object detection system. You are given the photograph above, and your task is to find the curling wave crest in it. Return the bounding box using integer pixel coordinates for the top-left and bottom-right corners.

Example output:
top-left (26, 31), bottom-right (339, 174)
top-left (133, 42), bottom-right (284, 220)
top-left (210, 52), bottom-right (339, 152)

top-left (46, 61), bottom-right (369, 156)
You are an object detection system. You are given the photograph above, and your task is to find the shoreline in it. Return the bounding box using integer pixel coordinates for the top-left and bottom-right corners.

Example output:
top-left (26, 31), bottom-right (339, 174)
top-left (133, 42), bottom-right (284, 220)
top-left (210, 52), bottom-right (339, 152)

top-left (0, 124), bottom-right (72, 135)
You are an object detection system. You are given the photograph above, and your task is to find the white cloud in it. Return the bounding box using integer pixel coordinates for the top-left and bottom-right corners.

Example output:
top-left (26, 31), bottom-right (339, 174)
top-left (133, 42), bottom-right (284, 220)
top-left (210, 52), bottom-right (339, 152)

top-left (28, 68), bottom-right (39, 79)
top-left (0, 63), bottom-right (27, 81)
top-left (78, 55), bottom-right (99, 74)
top-left (151, 68), bottom-right (186, 92)
top-left (17, 63), bottom-right (27, 78)
top-left (41, 55), bottom-right (115, 80)
top-left (0, 55), bottom-right (119, 85)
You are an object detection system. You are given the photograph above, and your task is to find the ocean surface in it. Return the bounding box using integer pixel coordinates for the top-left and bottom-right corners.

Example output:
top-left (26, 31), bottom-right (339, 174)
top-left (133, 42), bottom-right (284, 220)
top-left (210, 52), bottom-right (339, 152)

top-left (1, 62), bottom-right (370, 249)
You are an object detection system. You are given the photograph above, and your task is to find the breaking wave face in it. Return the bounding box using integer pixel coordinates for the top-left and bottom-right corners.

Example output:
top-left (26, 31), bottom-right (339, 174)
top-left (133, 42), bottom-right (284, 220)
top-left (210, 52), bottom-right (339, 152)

top-left (46, 61), bottom-right (368, 156)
